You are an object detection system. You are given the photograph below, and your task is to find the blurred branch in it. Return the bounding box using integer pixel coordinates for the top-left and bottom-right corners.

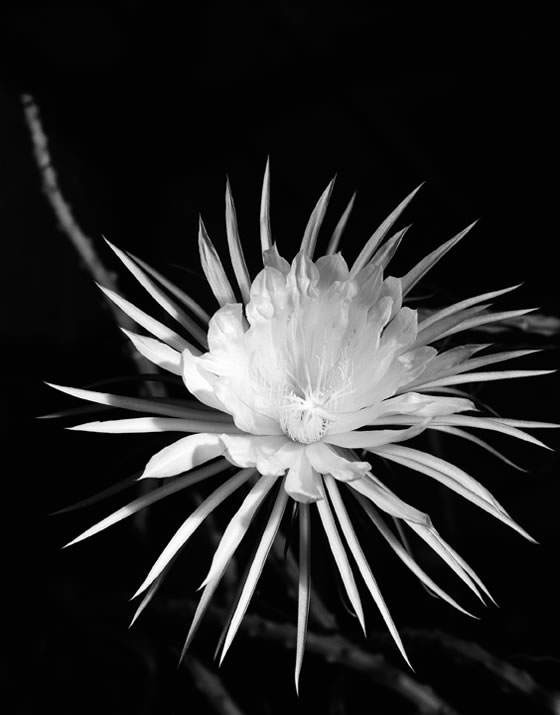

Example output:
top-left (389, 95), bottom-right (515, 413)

top-left (181, 655), bottom-right (247, 715)
top-left (237, 611), bottom-right (460, 715)
top-left (402, 629), bottom-right (560, 714)
top-left (164, 598), bottom-right (459, 715)
top-left (22, 93), bottom-right (162, 533)
top-left (21, 93), bottom-right (160, 379)
top-left (269, 533), bottom-right (337, 631)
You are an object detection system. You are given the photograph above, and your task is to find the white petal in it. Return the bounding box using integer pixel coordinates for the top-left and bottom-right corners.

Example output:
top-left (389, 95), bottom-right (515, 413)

top-left (328, 392), bottom-right (474, 435)
top-left (436, 308), bottom-right (537, 343)
top-left (300, 177), bottom-right (335, 259)
top-left (316, 492), bottom-right (366, 632)
top-left (220, 434), bottom-right (292, 473)
top-left (305, 442), bottom-right (370, 482)
top-left (408, 522), bottom-right (491, 603)
top-left (351, 184), bottom-right (424, 275)
top-left (198, 218), bottom-right (237, 306)
top-left (284, 450), bottom-right (323, 502)
top-left (213, 381), bottom-right (285, 435)
top-left (326, 192), bottom-right (356, 255)
top-left (412, 369), bottom-right (553, 391)
top-left (47, 382), bottom-right (219, 420)
top-left (325, 475), bottom-right (410, 666)
top-left (181, 349), bottom-right (229, 412)
top-left (262, 243), bottom-right (290, 275)
top-left (286, 251), bottom-right (320, 298)
top-left (200, 473), bottom-right (279, 587)
top-left (401, 221), bottom-right (477, 297)
top-left (70, 416), bottom-right (237, 434)
top-left (121, 330), bottom-right (182, 375)
top-left (429, 425), bottom-right (527, 471)
top-left (225, 178), bottom-right (252, 303)
top-left (141, 433), bottom-right (225, 479)
top-left (130, 252), bottom-right (210, 324)
top-left (133, 468), bottom-right (255, 598)
top-left (353, 493), bottom-right (475, 617)
top-left (295, 503), bottom-right (311, 692)
top-left (429, 415), bottom-right (553, 449)
top-left (64, 458), bottom-right (230, 547)
top-left (325, 423), bottom-right (428, 449)
top-left (98, 284), bottom-right (197, 353)
top-left (376, 444), bottom-right (536, 542)
top-left (349, 473), bottom-right (432, 525)
top-left (219, 485), bottom-right (288, 662)
top-left (315, 253), bottom-right (350, 285)
top-left (418, 284), bottom-right (521, 332)
top-left (104, 239), bottom-right (209, 347)
top-left (370, 225), bottom-right (409, 271)
top-left (260, 158), bottom-right (272, 252)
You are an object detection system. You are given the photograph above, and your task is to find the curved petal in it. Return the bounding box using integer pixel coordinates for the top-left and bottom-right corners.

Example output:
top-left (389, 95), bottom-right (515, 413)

top-left (315, 253), bottom-right (350, 286)
top-left (213, 379), bottom-right (285, 435)
top-left (305, 442), bottom-right (370, 482)
top-left (220, 434), bottom-right (292, 474)
top-left (284, 449), bottom-right (323, 502)
top-left (182, 349), bottom-right (229, 412)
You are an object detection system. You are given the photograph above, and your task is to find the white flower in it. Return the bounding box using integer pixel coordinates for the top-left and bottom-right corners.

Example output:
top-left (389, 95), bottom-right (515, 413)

top-left (49, 164), bottom-right (555, 688)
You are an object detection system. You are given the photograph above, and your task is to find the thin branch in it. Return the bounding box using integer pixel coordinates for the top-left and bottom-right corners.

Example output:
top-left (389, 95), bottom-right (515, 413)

top-left (181, 654), bottom-right (247, 715)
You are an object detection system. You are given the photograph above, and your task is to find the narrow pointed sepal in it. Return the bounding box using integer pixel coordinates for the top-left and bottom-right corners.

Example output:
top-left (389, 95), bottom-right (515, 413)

top-left (260, 158), bottom-right (272, 253)
top-left (300, 176), bottom-right (336, 259)
top-left (295, 503), bottom-right (311, 694)
top-left (225, 178), bottom-right (252, 303)
top-left (198, 218), bottom-right (237, 306)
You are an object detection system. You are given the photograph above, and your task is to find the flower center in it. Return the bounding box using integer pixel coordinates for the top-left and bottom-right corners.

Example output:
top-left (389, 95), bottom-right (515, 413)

top-left (279, 391), bottom-right (329, 444)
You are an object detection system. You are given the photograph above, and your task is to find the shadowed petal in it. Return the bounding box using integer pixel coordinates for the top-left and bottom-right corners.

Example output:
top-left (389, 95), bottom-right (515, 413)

top-left (260, 158), bottom-right (272, 252)
top-left (199, 473), bottom-right (280, 588)
top-left (121, 330), bottom-right (183, 375)
top-left (220, 434), bottom-right (291, 472)
top-left (285, 450), bottom-right (323, 502)
top-left (306, 442), bottom-right (370, 482)
top-left (70, 416), bottom-right (238, 434)
top-left (295, 503), bottom-right (311, 692)
top-left (64, 459), bottom-right (231, 547)
top-left (225, 178), bottom-right (252, 303)
top-left (401, 221), bottom-right (477, 296)
top-left (133, 468), bottom-right (255, 598)
top-left (353, 493), bottom-right (476, 617)
top-left (316, 490), bottom-right (366, 632)
top-left (104, 239), bottom-right (209, 347)
top-left (98, 284), bottom-right (197, 353)
top-left (325, 475), bottom-right (411, 666)
top-left (325, 423), bottom-right (428, 449)
top-left (351, 184), bottom-right (424, 275)
top-left (47, 383), bottom-right (221, 421)
top-left (198, 218), bottom-right (237, 306)
top-left (219, 484), bottom-right (289, 662)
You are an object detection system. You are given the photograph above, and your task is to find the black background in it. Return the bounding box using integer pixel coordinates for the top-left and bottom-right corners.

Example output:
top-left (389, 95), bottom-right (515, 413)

top-left (1, 3), bottom-right (559, 714)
